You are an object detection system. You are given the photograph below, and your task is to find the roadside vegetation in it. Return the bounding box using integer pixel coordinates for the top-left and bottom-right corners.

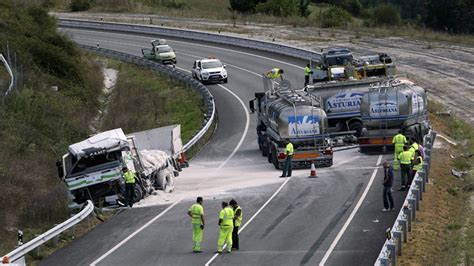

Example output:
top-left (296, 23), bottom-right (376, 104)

top-left (398, 101), bottom-right (474, 264)
top-left (0, 0), bottom-right (103, 254)
top-left (53, 0), bottom-right (473, 44)
top-left (99, 59), bottom-right (204, 142)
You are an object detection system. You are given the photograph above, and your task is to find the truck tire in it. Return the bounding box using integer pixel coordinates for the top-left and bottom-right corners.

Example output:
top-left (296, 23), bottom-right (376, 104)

top-left (134, 184), bottom-right (144, 202)
top-left (272, 150), bottom-right (280, 169)
top-left (262, 144), bottom-right (269, 157)
top-left (349, 121), bottom-right (363, 137)
top-left (268, 146), bottom-right (274, 163)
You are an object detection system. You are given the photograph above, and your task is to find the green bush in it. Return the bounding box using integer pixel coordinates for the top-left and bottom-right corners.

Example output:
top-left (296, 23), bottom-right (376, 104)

top-left (70, 0), bottom-right (91, 12)
top-left (370, 3), bottom-right (401, 26)
top-left (256, 0), bottom-right (299, 17)
top-left (320, 6), bottom-right (352, 28)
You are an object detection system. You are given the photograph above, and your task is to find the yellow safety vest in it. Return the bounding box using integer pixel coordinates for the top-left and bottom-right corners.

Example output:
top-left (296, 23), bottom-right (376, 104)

top-left (189, 203), bottom-right (204, 224)
top-left (267, 68), bottom-right (281, 79)
top-left (304, 66), bottom-right (312, 76)
top-left (411, 142), bottom-right (419, 151)
top-left (413, 156), bottom-right (423, 171)
top-left (392, 134), bottom-right (407, 147)
top-left (220, 207), bottom-right (234, 227)
top-left (285, 143), bottom-right (294, 156)
top-left (398, 151), bottom-right (412, 165)
top-left (123, 171), bottom-right (136, 184)
top-left (234, 206), bottom-right (243, 227)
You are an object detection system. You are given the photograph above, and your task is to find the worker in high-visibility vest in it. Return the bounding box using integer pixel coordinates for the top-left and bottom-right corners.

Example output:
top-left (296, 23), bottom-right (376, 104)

top-left (392, 130), bottom-right (407, 170)
top-left (410, 150), bottom-right (423, 186)
top-left (217, 202), bottom-right (234, 253)
top-left (408, 138), bottom-right (419, 159)
top-left (304, 64), bottom-right (314, 86)
top-left (230, 199), bottom-right (242, 250)
top-left (280, 140), bottom-right (294, 178)
top-left (266, 68), bottom-right (284, 80)
top-left (397, 145), bottom-right (412, 191)
top-left (122, 167), bottom-right (136, 207)
top-left (188, 197), bottom-right (205, 253)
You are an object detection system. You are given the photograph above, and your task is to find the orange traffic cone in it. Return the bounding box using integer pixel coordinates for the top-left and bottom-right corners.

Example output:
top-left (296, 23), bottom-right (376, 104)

top-left (308, 161), bottom-right (318, 178)
top-left (2, 256), bottom-right (9, 264)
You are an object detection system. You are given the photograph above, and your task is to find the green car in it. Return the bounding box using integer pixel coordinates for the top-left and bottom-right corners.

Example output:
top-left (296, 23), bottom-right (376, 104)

top-left (142, 39), bottom-right (177, 65)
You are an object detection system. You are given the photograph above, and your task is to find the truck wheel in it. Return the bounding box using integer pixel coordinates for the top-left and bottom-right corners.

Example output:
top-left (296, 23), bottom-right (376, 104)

top-left (349, 121), bottom-right (363, 137)
top-left (262, 144), bottom-right (269, 157)
top-left (272, 151), bottom-right (280, 169)
top-left (134, 184), bottom-right (144, 202)
top-left (268, 147), bottom-right (274, 163)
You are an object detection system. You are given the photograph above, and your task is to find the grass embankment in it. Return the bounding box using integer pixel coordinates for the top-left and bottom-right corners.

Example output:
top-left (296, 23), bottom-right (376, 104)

top-left (55, 1), bottom-right (474, 45)
top-left (100, 59), bottom-right (204, 143)
top-left (0, 1), bottom-right (103, 255)
top-left (398, 101), bottom-right (474, 265)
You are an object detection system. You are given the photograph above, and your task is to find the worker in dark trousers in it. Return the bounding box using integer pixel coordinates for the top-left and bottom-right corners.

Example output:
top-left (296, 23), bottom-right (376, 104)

top-left (280, 140), bottom-right (294, 178)
top-left (382, 161), bottom-right (394, 212)
top-left (122, 167), bottom-right (136, 207)
top-left (230, 199), bottom-right (242, 250)
top-left (304, 64), bottom-right (313, 86)
top-left (397, 145), bottom-right (412, 191)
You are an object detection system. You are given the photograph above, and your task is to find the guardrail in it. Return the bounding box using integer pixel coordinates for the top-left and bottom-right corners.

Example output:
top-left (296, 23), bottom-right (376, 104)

top-left (375, 130), bottom-right (437, 265)
top-left (1, 200), bottom-right (94, 264)
top-left (76, 44), bottom-right (215, 153)
top-left (57, 18), bottom-right (322, 62)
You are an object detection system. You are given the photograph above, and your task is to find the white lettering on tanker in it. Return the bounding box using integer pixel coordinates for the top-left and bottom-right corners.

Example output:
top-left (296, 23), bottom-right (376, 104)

top-left (411, 93), bottom-right (424, 114)
top-left (288, 116), bottom-right (320, 136)
top-left (370, 101), bottom-right (399, 116)
top-left (326, 92), bottom-right (363, 113)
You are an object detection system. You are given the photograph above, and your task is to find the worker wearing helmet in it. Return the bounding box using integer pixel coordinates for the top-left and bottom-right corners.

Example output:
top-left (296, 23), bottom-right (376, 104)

top-left (304, 64), bottom-right (314, 86)
top-left (280, 140), bottom-right (294, 178)
top-left (392, 130), bottom-right (407, 170)
top-left (266, 68), bottom-right (284, 81)
top-left (217, 202), bottom-right (234, 253)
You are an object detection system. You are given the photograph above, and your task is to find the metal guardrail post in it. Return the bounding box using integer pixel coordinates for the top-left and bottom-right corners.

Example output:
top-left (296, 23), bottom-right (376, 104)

top-left (403, 206), bottom-right (412, 232)
top-left (423, 157), bottom-right (430, 183)
top-left (393, 231), bottom-right (402, 256)
top-left (415, 179), bottom-right (423, 201)
top-left (398, 218), bottom-right (408, 243)
top-left (418, 170), bottom-right (426, 192)
top-left (408, 199), bottom-right (416, 220)
top-left (412, 187), bottom-right (420, 210)
top-left (387, 241), bottom-right (396, 266)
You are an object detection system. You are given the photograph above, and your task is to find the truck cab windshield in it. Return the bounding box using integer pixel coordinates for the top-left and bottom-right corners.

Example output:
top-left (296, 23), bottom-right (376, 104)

top-left (70, 152), bottom-right (121, 175)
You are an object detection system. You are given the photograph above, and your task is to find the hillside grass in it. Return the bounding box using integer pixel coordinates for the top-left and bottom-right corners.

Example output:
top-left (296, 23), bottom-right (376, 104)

top-left (54, 1), bottom-right (474, 45)
top-left (100, 59), bottom-right (204, 143)
top-left (397, 101), bottom-right (474, 264)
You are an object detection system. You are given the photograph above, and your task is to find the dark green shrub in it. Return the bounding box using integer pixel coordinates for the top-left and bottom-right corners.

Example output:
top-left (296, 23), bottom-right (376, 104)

top-left (370, 3), bottom-right (401, 26)
top-left (70, 0), bottom-right (91, 12)
top-left (320, 6), bottom-right (352, 28)
top-left (255, 0), bottom-right (299, 17)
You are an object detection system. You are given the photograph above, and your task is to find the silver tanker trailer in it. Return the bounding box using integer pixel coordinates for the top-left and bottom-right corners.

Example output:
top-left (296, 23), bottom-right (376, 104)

top-left (358, 78), bottom-right (430, 152)
top-left (249, 76), bottom-right (333, 169)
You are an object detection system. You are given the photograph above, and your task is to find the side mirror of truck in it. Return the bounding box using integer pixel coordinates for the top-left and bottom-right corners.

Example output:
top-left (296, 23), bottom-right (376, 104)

top-left (56, 160), bottom-right (64, 179)
top-left (249, 99), bottom-right (255, 113)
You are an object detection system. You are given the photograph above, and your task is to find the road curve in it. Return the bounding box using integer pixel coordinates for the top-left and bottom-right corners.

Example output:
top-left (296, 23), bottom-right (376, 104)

top-left (41, 27), bottom-right (408, 266)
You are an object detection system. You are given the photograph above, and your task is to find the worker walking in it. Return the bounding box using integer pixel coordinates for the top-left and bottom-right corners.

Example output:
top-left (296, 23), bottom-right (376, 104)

top-left (229, 199), bottom-right (242, 250)
top-left (397, 145), bottom-right (412, 191)
top-left (392, 130), bottom-right (407, 171)
top-left (188, 197), bottom-right (205, 253)
top-left (280, 140), bottom-right (294, 178)
top-left (122, 167), bottom-right (136, 208)
top-left (217, 202), bottom-right (234, 254)
top-left (304, 64), bottom-right (313, 86)
top-left (266, 68), bottom-right (284, 81)
top-left (382, 161), bottom-right (395, 212)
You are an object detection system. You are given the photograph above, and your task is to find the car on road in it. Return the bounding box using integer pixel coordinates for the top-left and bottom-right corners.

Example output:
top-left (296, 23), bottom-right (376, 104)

top-left (192, 58), bottom-right (228, 84)
top-left (142, 39), bottom-right (177, 65)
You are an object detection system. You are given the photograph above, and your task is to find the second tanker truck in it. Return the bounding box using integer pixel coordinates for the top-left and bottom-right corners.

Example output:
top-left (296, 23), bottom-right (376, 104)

top-left (249, 76), bottom-right (333, 169)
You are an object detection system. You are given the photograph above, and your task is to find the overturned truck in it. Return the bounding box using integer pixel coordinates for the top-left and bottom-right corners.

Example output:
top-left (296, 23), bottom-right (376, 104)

top-left (57, 127), bottom-right (182, 208)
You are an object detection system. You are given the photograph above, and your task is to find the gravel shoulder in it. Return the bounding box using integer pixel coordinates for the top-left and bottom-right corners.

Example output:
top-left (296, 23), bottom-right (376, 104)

top-left (56, 12), bottom-right (474, 125)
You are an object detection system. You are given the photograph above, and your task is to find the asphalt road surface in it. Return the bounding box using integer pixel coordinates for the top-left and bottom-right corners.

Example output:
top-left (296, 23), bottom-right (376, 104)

top-left (42, 27), bottom-right (409, 266)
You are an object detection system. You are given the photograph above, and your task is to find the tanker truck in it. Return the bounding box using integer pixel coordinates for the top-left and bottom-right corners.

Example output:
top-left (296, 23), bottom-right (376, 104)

top-left (249, 76), bottom-right (333, 169)
top-left (305, 78), bottom-right (386, 136)
top-left (358, 78), bottom-right (430, 153)
top-left (56, 127), bottom-right (181, 208)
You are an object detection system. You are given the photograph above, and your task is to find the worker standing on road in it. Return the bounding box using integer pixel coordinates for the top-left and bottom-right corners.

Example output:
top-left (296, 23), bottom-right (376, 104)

top-left (266, 68), bottom-right (284, 81)
top-left (188, 197), bottom-right (205, 253)
top-left (217, 202), bottom-right (234, 254)
top-left (397, 145), bottom-right (412, 191)
top-left (122, 167), bottom-right (136, 208)
top-left (382, 161), bottom-right (395, 212)
top-left (408, 138), bottom-right (419, 159)
top-left (229, 199), bottom-right (242, 250)
top-left (409, 150), bottom-right (423, 186)
top-left (280, 140), bottom-right (294, 178)
top-left (304, 64), bottom-right (313, 86)
top-left (392, 130), bottom-right (407, 171)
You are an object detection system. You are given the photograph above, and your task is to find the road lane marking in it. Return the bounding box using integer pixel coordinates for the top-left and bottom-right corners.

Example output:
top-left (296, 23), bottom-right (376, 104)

top-left (204, 173), bottom-right (293, 266)
top-left (62, 28), bottom-right (304, 69)
top-left (90, 201), bottom-right (180, 266)
top-left (318, 154), bottom-right (383, 266)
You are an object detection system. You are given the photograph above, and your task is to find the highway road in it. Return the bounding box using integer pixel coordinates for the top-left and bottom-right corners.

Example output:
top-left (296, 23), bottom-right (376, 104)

top-left (42, 27), bottom-right (408, 266)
